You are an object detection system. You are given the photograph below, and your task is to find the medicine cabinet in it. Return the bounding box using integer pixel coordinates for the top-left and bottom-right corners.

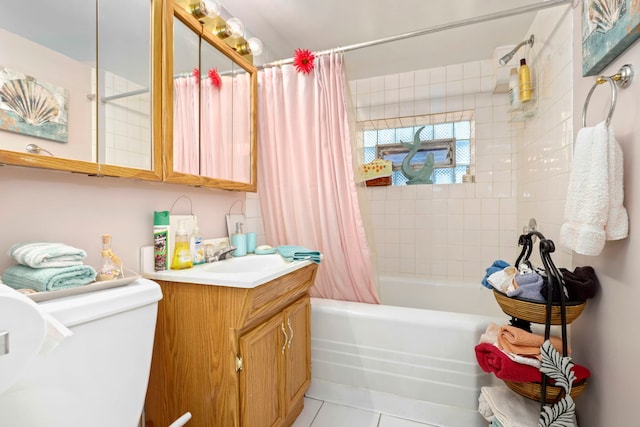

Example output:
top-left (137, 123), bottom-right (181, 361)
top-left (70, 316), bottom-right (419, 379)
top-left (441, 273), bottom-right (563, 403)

top-left (0, 0), bottom-right (163, 180)
top-left (163, 0), bottom-right (258, 192)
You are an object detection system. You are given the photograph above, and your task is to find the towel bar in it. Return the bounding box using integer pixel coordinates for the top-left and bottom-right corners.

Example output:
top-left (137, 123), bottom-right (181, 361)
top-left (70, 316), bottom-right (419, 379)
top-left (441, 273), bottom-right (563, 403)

top-left (582, 64), bottom-right (633, 128)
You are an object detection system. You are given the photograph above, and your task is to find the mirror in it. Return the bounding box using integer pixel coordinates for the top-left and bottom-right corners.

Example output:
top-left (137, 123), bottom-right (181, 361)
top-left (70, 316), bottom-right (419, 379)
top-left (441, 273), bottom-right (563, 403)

top-left (0, 0), bottom-right (162, 180)
top-left (165, 1), bottom-right (257, 191)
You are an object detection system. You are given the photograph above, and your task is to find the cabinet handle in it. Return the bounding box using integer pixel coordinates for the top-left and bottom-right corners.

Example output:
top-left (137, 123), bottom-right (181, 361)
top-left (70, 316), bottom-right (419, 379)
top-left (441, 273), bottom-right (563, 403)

top-left (281, 322), bottom-right (288, 354)
top-left (287, 318), bottom-right (294, 349)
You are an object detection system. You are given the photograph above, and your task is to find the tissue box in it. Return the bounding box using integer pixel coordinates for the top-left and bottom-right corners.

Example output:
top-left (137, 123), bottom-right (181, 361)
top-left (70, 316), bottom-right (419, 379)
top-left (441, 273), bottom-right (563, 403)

top-left (357, 159), bottom-right (392, 183)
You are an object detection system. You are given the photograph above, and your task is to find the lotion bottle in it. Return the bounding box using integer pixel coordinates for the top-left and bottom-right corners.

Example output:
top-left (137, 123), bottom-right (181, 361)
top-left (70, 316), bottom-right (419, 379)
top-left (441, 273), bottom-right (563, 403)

top-left (230, 222), bottom-right (247, 257)
top-left (519, 58), bottom-right (532, 103)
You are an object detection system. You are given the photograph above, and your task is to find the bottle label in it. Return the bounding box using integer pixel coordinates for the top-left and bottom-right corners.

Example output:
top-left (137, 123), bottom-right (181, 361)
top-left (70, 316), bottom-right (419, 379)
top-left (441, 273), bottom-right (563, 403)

top-left (154, 229), bottom-right (168, 271)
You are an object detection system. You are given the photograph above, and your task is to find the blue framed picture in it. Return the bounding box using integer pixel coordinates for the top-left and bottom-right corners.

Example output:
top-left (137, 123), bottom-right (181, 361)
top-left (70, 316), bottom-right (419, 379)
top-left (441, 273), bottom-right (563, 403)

top-left (582, 0), bottom-right (640, 76)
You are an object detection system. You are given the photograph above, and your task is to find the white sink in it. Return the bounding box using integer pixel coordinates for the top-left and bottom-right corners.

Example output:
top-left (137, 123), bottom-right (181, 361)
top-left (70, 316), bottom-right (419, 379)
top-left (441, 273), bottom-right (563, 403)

top-left (203, 254), bottom-right (290, 274)
top-left (141, 249), bottom-right (312, 288)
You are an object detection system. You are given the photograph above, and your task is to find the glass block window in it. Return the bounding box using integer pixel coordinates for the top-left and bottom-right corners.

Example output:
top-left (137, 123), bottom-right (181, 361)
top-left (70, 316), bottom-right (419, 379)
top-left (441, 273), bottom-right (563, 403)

top-left (358, 111), bottom-right (475, 185)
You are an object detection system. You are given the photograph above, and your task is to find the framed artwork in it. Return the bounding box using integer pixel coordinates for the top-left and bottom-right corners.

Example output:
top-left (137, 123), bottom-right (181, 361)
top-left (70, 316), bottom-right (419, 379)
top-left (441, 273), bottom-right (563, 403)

top-left (0, 67), bottom-right (69, 143)
top-left (582, 0), bottom-right (640, 76)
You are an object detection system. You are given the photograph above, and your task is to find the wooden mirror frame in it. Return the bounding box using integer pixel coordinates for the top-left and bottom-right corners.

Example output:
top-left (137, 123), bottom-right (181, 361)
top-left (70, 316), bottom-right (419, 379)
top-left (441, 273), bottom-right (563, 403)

top-left (163, 0), bottom-right (258, 192)
top-left (0, 0), bottom-right (163, 181)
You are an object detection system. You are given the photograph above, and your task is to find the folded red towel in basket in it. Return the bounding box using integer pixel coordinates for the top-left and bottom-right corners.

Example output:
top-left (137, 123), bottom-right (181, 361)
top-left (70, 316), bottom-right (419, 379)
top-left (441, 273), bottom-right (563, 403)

top-left (475, 342), bottom-right (590, 383)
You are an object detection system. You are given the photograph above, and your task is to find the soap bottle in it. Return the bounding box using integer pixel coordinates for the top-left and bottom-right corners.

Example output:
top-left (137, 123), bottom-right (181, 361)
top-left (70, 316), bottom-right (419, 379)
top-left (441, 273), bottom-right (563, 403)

top-left (192, 217), bottom-right (205, 265)
top-left (519, 58), bottom-right (532, 103)
top-left (508, 68), bottom-right (521, 109)
top-left (230, 222), bottom-right (247, 257)
top-left (171, 219), bottom-right (193, 269)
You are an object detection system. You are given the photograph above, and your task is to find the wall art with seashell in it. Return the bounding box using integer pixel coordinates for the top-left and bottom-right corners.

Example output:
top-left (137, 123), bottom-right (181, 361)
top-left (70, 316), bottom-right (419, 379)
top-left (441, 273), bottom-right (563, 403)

top-left (582, 0), bottom-right (640, 76)
top-left (0, 67), bottom-right (68, 143)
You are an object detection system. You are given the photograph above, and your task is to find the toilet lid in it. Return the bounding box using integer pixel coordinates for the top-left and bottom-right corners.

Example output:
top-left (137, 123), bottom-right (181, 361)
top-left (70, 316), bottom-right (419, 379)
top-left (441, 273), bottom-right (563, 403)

top-left (0, 284), bottom-right (47, 394)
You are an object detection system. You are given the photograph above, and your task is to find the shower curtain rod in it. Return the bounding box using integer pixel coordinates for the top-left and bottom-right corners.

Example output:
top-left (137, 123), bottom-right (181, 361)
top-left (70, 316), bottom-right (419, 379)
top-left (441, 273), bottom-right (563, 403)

top-left (259, 0), bottom-right (571, 68)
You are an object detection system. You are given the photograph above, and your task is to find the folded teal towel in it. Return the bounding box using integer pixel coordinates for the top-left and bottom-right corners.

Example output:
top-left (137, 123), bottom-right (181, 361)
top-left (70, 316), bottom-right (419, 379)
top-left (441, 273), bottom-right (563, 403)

top-left (1, 264), bottom-right (97, 292)
top-left (9, 242), bottom-right (87, 269)
top-left (277, 245), bottom-right (322, 264)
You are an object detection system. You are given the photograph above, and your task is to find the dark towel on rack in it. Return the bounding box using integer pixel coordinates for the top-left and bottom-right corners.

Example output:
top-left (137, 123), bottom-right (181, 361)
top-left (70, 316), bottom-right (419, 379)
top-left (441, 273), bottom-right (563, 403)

top-left (475, 343), bottom-right (591, 384)
top-left (559, 266), bottom-right (599, 301)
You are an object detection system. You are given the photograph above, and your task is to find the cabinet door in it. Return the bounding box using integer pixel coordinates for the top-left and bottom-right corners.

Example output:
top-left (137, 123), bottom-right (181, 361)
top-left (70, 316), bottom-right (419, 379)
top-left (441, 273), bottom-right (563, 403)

top-left (284, 297), bottom-right (311, 412)
top-left (239, 313), bottom-right (286, 427)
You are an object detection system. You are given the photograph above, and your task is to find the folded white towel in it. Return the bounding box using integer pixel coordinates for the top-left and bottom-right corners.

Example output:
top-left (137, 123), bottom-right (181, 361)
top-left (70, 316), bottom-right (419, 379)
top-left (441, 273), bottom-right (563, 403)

top-left (480, 385), bottom-right (541, 427)
top-left (560, 121), bottom-right (628, 256)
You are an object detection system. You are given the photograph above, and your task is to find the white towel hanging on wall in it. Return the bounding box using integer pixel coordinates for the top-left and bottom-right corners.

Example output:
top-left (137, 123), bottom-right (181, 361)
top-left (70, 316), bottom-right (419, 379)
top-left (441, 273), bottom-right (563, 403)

top-left (560, 121), bottom-right (628, 256)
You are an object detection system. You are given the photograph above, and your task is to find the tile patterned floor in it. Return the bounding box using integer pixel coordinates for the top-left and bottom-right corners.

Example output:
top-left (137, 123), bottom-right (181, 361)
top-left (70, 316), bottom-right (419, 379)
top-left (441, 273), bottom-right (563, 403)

top-left (292, 398), bottom-right (437, 427)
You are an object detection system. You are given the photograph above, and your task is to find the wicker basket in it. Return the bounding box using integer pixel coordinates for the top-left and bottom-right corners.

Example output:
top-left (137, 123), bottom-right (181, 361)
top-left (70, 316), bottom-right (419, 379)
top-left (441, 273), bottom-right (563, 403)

top-left (503, 380), bottom-right (587, 403)
top-left (493, 290), bottom-right (586, 324)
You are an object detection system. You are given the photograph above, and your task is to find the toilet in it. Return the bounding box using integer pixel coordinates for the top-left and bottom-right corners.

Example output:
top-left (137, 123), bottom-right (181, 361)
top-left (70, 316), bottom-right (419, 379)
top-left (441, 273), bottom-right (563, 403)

top-left (0, 278), bottom-right (163, 427)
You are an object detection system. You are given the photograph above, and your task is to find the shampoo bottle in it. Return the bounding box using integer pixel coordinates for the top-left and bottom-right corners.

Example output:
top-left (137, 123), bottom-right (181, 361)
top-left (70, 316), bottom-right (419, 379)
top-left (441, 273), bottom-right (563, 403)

top-left (230, 222), bottom-right (247, 257)
top-left (171, 219), bottom-right (193, 269)
top-left (519, 58), bottom-right (532, 103)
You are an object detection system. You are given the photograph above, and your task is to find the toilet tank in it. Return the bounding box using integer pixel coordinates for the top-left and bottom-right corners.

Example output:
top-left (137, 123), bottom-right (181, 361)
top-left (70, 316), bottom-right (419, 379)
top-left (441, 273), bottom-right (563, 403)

top-left (0, 278), bottom-right (162, 427)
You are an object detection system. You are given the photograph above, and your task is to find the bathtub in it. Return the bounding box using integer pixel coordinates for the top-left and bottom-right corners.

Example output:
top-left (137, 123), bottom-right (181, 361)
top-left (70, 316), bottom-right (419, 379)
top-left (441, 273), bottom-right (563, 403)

top-left (308, 276), bottom-right (504, 427)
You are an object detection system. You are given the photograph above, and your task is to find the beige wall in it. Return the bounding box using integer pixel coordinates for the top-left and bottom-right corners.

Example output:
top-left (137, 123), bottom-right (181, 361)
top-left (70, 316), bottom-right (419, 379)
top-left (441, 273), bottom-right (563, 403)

top-left (570, 7), bottom-right (640, 425)
top-left (0, 166), bottom-right (243, 273)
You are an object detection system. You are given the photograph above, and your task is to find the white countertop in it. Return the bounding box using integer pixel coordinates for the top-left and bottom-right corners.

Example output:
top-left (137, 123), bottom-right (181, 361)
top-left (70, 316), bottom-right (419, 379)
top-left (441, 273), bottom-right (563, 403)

top-left (140, 246), bottom-right (312, 288)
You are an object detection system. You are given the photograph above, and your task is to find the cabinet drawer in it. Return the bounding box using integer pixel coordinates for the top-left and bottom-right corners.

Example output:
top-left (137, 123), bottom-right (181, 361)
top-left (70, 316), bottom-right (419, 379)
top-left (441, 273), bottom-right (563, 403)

top-left (241, 264), bottom-right (317, 331)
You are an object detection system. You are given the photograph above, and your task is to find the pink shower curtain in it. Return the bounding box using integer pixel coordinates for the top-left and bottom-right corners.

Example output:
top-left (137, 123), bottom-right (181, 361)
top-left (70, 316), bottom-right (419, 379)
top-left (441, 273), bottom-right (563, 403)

top-left (200, 73), bottom-right (251, 182)
top-left (173, 76), bottom-right (199, 174)
top-left (258, 53), bottom-right (380, 304)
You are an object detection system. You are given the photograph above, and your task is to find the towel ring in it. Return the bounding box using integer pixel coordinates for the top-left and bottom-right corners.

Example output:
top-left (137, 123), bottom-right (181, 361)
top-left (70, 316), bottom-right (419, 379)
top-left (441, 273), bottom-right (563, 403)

top-left (582, 76), bottom-right (616, 128)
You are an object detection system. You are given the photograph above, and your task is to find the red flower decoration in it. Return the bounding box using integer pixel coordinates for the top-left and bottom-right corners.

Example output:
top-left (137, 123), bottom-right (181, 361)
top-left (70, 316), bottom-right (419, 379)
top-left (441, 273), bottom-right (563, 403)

top-left (208, 68), bottom-right (221, 89)
top-left (192, 68), bottom-right (200, 84)
top-left (293, 49), bottom-right (315, 74)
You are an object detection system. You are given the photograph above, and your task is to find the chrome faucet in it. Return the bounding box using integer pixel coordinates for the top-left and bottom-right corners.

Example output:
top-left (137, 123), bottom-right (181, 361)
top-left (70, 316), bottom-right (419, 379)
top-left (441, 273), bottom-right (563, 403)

top-left (205, 246), bottom-right (236, 263)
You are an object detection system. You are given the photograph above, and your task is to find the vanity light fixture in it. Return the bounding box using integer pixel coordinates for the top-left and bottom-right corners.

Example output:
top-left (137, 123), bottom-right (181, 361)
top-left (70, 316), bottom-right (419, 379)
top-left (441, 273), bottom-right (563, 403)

top-left (235, 37), bottom-right (263, 56)
top-left (212, 17), bottom-right (245, 39)
top-left (188, 0), bottom-right (221, 19)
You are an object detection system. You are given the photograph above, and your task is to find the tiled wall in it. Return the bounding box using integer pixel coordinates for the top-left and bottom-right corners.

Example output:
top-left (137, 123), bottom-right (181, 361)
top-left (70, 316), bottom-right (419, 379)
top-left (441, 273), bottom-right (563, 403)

top-left (103, 72), bottom-right (152, 170)
top-left (350, 61), bottom-right (519, 282)
top-left (347, 3), bottom-right (574, 283)
top-left (514, 5), bottom-right (574, 268)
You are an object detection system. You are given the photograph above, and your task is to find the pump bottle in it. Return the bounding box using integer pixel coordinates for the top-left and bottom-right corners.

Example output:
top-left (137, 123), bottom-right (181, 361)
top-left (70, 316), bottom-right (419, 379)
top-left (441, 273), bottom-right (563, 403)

top-left (230, 222), bottom-right (247, 257)
top-left (171, 220), bottom-right (193, 269)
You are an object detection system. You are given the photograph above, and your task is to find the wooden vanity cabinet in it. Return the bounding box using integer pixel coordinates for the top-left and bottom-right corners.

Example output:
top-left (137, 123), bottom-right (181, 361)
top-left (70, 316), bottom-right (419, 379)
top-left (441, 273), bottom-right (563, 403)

top-left (239, 297), bottom-right (310, 427)
top-left (144, 263), bottom-right (317, 427)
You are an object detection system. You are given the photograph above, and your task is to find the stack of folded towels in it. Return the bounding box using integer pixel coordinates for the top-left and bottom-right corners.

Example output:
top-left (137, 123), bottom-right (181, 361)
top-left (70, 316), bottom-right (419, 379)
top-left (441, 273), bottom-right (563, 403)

top-left (475, 323), bottom-right (590, 384)
top-left (277, 245), bottom-right (322, 264)
top-left (1, 242), bottom-right (97, 293)
top-left (478, 384), bottom-right (579, 427)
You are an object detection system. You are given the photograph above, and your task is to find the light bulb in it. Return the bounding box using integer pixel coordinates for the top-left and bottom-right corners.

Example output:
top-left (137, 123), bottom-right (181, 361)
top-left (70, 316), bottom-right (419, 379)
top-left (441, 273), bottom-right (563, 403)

top-left (201, 0), bottom-right (220, 17)
top-left (226, 17), bottom-right (245, 38)
top-left (247, 37), bottom-right (263, 56)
